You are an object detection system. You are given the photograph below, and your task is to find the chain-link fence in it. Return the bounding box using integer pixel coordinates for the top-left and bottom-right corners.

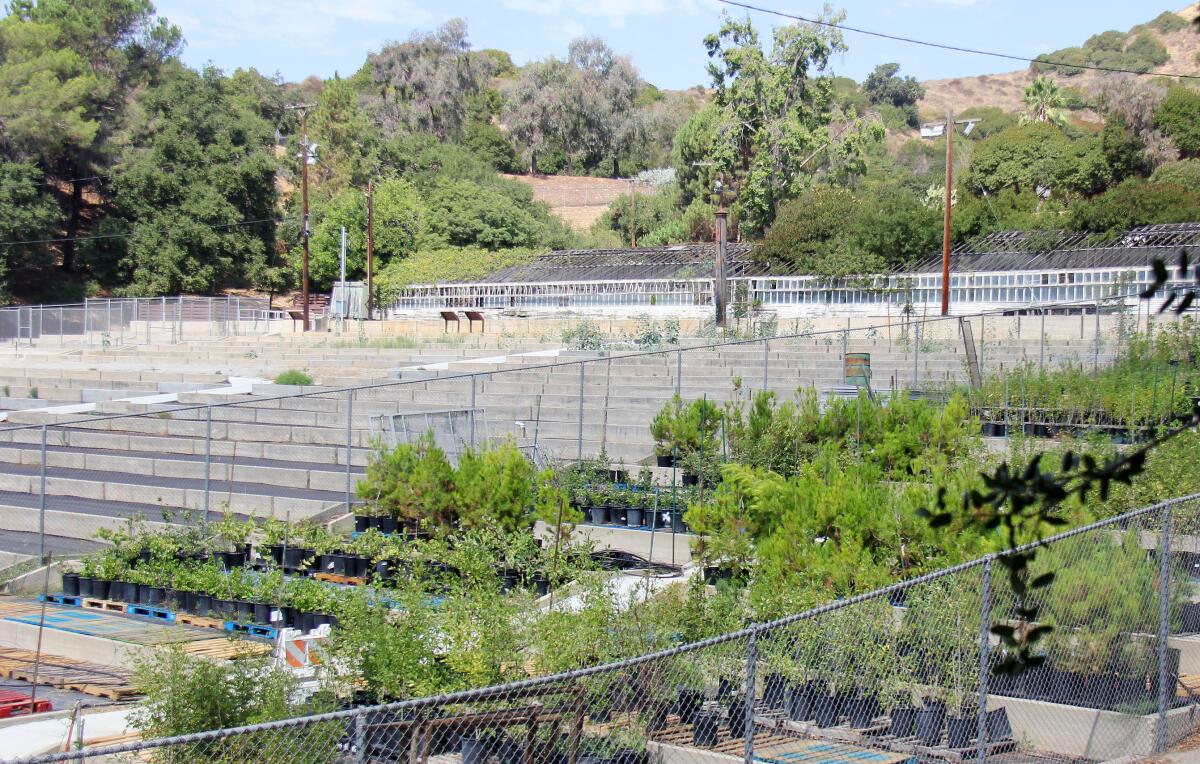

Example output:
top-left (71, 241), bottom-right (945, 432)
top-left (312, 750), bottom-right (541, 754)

top-left (7, 495), bottom-right (1200, 763)
top-left (0, 297), bottom-right (1192, 552)
top-left (0, 296), bottom-right (281, 346)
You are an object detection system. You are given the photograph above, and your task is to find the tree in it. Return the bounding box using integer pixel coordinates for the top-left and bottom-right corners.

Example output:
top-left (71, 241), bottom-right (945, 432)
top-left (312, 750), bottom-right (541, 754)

top-left (309, 74), bottom-right (378, 192)
top-left (302, 178), bottom-right (423, 290)
top-left (701, 11), bottom-right (850, 233)
top-left (1155, 85), bottom-right (1200, 158)
top-left (365, 19), bottom-right (492, 142)
top-left (862, 63), bottom-right (924, 128)
top-left (94, 64), bottom-right (278, 295)
top-left (1021, 75), bottom-right (1067, 125)
top-left (1100, 117), bottom-right (1147, 182)
top-left (1068, 178), bottom-right (1200, 233)
top-left (17, 0), bottom-right (181, 273)
top-left (0, 159), bottom-right (58, 296)
top-left (502, 58), bottom-right (572, 174)
top-left (967, 123), bottom-right (1072, 195)
top-left (567, 37), bottom-right (640, 176)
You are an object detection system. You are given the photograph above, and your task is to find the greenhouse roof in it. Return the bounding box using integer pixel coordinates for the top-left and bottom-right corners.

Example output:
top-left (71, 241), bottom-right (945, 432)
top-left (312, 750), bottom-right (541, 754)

top-left (449, 224), bottom-right (1200, 286)
top-left (910, 223), bottom-right (1200, 274)
top-left (476, 243), bottom-right (761, 283)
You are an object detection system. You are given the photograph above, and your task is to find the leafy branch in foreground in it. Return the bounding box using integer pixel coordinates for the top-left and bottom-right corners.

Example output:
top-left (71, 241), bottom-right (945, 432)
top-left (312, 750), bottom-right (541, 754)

top-left (924, 251), bottom-right (1200, 676)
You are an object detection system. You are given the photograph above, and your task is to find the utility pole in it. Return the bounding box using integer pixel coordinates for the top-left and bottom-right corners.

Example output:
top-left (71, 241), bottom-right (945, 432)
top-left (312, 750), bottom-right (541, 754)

top-left (339, 225), bottom-right (347, 319)
top-left (921, 113), bottom-right (980, 317)
top-left (941, 109), bottom-right (953, 317)
top-left (366, 179), bottom-right (374, 319)
top-left (285, 103), bottom-right (315, 331)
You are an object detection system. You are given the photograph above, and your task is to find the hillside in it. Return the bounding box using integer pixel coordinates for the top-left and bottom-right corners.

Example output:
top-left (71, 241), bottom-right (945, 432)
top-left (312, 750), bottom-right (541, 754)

top-left (917, 4), bottom-right (1200, 119)
top-left (504, 174), bottom-right (632, 231)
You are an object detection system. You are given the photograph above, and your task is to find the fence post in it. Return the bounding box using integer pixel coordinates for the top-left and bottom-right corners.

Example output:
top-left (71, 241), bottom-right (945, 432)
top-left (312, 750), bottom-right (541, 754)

top-left (29, 424), bottom-right (48, 712)
top-left (977, 558), bottom-right (992, 763)
top-left (1039, 312), bottom-right (1045, 374)
top-left (203, 406), bottom-right (212, 526)
top-left (744, 629), bottom-right (757, 764)
top-left (762, 338), bottom-right (770, 392)
top-left (1093, 305), bottom-right (1101, 373)
top-left (841, 328), bottom-right (848, 361)
top-left (83, 297), bottom-right (89, 343)
top-left (1158, 502), bottom-right (1172, 753)
top-left (912, 321), bottom-right (921, 389)
top-left (979, 314), bottom-right (986, 378)
top-left (353, 712), bottom-right (366, 764)
top-left (676, 349), bottom-right (682, 399)
top-left (576, 363), bottom-right (585, 464)
top-left (345, 389), bottom-right (354, 512)
top-left (470, 375), bottom-right (477, 448)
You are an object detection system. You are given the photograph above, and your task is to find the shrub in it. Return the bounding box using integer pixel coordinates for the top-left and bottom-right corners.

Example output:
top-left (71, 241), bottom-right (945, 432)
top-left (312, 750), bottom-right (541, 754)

top-left (274, 369), bottom-right (313, 386)
top-left (1068, 178), bottom-right (1200, 232)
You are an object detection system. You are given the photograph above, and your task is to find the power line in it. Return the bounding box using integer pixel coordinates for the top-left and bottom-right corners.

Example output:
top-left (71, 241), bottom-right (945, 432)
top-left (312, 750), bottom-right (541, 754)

top-left (0, 215), bottom-right (296, 249)
top-left (717, 0), bottom-right (1200, 82)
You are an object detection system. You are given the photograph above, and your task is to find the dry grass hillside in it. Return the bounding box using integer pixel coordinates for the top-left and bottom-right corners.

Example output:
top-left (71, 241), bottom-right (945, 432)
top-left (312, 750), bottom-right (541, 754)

top-left (504, 174), bottom-right (633, 230)
top-left (918, 4), bottom-right (1200, 120)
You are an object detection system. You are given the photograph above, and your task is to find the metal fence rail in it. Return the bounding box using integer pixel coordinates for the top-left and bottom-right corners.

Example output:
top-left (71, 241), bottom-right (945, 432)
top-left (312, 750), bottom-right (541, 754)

top-left (8, 494), bottom-right (1200, 763)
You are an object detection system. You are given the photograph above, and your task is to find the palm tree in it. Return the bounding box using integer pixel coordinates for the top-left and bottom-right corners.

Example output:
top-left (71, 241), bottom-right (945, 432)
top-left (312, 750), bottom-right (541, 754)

top-left (1021, 75), bottom-right (1067, 125)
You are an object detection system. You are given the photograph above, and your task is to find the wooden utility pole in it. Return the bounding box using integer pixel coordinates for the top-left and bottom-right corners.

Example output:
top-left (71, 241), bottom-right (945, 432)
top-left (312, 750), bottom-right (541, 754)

top-left (941, 110), bottom-right (953, 317)
top-left (366, 179), bottom-right (374, 319)
top-left (300, 108), bottom-right (311, 331)
top-left (714, 207), bottom-right (729, 328)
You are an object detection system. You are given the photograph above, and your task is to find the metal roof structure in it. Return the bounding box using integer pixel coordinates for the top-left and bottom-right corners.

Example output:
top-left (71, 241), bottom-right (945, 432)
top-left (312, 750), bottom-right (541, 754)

top-left (443, 223), bottom-right (1200, 287)
top-left (476, 243), bottom-right (762, 283)
top-left (910, 223), bottom-right (1200, 274)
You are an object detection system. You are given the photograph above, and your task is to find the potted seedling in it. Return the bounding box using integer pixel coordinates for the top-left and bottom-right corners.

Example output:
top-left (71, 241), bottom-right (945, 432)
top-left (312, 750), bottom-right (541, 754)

top-left (651, 398), bottom-right (680, 467)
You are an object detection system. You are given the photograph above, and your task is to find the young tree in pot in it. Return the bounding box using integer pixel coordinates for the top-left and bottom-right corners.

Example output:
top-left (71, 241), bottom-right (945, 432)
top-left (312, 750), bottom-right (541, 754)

top-left (651, 396), bottom-right (682, 467)
top-left (213, 513), bottom-right (255, 568)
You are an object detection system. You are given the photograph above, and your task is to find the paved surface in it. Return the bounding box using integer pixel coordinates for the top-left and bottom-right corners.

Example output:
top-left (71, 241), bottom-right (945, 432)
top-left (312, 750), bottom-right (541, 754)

top-left (0, 489), bottom-right (249, 522)
top-left (0, 532), bottom-right (102, 557)
top-left (0, 462), bottom-right (346, 501)
top-left (0, 440), bottom-right (368, 474)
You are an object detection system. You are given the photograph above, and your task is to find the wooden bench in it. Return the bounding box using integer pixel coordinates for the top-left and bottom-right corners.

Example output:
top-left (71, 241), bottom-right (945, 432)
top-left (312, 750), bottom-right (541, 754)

top-left (440, 311), bottom-right (461, 332)
top-left (464, 310), bottom-right (486, 333)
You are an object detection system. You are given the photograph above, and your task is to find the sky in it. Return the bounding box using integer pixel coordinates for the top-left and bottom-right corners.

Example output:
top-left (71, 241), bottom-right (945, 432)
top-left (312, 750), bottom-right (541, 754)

top-left (152, 0), bottom-right (1185, 89)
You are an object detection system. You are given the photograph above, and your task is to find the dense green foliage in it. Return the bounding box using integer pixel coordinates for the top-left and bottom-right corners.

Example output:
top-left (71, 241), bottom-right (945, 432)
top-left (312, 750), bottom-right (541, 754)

top-left (1034, 27), bottom-right (1171, 76)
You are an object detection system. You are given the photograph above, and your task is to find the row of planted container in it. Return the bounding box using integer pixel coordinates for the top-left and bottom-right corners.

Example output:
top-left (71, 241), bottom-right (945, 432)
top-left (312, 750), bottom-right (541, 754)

top-left (64, 515), bottom-right (577, 630)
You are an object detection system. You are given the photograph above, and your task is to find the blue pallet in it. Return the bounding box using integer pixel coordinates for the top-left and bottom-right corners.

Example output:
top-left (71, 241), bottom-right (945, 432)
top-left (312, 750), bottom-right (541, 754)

top-left (38, 594), bottom-right (81, 607)
top-left (125, 604), bottom-right (176, 622)
top-left (223, 621), bottom-right (278, 639)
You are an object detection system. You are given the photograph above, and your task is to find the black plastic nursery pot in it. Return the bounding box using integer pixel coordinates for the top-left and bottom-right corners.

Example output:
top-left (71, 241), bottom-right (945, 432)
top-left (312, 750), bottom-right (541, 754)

top-left (91, 579), bottom-right (111, 600)
top-left (644, 701), bottom-right (672, 732)
top-left (532, 573), bottom-right (551, 597)
top-left (626, 508), bottom-right (644, 528)
top-left (813, 694), bottom-right (841, 727)
top-left (215, 550), bottom-right (246, 569)
top-left (671, 512), bottom-right (688, 533)
top-left (320, 554), bottom-right (347, 576)
top-left (846, 694), bottom-right (880, 729)
top-left (283, 547), bottom-right (311, 568)
top-left (461, 736), bottom-right (491, 764)
top-left (589, 507), bottom-right (610, 525)
top-left (916, 701), bottom-right (946, 745)
top-left (354, 515), bottom-right (371, 533)
top-left (946, 714), bottom-right (977, 749)
top-left (253, 602), bottom-right (272, 625)
top-left (119, 581), bottom-right (139, 603)
top-left (379, 516), bottom-right (399, 534)
top-left (691, 710), bottom-right (720, 747)
top-left (890, 706), bottom-right (919, 737)
top-left (726, 697), bottom-right (748, 738)
top-left (62, 573), bottom-right (80, 596)
top-left (235, 600), bottom-right (254, 622)
top-left (787, 685), bottom-right (814, 721)
top-left (78, 576), bottom-right (94, 598)
top-left (656, 453), bottom-right (674, 468)
top-left (762, 673), bottom-right (788, 710)
top-left (195, 594), bottom-right (213, 616)
top-left (677, 688), bottom-right (704, 724)
top-left (681, 472), bottom-right (699, 486)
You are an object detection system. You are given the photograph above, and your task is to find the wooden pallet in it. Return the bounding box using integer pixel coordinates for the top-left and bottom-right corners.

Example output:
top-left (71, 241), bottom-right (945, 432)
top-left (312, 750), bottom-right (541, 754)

top-left (314, 572), bottom-right (364, 585)
top-left (81, 598), bottom-right (127, 613)
top-left (174, 612), bottom-right (226, 630)
top-left (884, 735), bottom-right (1016, 763)
top-left (0, 598), bottom-right (45, 618)
top-left (0, 646), bottom-right (138, 700)
top-left (180, 638), bottom-right (271, 659)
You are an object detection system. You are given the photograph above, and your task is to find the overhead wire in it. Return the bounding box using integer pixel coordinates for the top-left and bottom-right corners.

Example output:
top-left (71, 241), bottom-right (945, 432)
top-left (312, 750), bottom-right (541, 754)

top-left (717, 0), bottom-right (1200, 82)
